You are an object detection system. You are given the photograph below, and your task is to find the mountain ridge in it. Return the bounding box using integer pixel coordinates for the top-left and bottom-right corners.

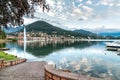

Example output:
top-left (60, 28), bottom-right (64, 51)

top-left (99, 32), bottom-right (120, 37)
top-left (19, 21), bottom-right (103, 39)
top-left (74, 29), bottom-right (97, 36)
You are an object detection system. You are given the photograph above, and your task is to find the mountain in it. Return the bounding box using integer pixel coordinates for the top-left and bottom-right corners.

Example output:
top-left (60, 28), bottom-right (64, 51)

top-left (74, 29), bottom-right (103, 39)
top-left (74, 29), bottom-right (96, 36)
top-left (24, 21), bottom-right (86, 38)
top-left (99, 32), bottom-right (120, 37)
top-left (20, 21), bottom-right (103, 39)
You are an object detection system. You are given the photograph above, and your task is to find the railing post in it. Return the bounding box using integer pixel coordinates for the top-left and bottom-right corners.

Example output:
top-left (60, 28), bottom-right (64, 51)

top-left (0, 59), bottom-right (5, 68)
top-left (2, 60), bottom-right (5, 68)
top-left (10, 61), bottom-right (13, 66)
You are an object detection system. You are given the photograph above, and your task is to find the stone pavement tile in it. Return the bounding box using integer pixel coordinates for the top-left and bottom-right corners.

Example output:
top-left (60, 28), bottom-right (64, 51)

top-left (0, 61), bottom-right (46, 80)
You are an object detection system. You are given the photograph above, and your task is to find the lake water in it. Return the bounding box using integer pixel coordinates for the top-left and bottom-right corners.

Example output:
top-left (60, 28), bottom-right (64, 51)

top-left (2, 41), bottom-right (120, 80)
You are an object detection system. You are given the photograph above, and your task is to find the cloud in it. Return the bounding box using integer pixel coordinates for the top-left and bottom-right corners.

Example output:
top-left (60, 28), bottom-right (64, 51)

top-left (81, 5), bottom-right (93, 19)
top-left (47, 11), bottom-right (55, 16)
top-left (82, 5), bottom-right (93, 13)
top-left (46, 0), bottom-right (55, 7)
top-left (77, 0), bottom-right (83, 2)
top-left (58, 14), bottom-right (67, 20)
top-left (115, 1), bottom-right (120, 6)
top-left (73, 8), bottom-right (83, 15)
top-left (96, 0), bottom-right (112, 6)
top-left (116, 3), bottom-right (120, 6)
top-left (86, 0), bottom-right (92, 5)
top-left (96, 0), bottom-right (120, 7)
top-left (99, 0), bottom-right (109, 5)
top-left (23, 0), bottom-right (120, 32)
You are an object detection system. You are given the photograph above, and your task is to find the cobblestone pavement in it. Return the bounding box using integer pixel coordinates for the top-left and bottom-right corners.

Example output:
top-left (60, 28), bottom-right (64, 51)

top-left (0, 61), bottom-right (46, 80)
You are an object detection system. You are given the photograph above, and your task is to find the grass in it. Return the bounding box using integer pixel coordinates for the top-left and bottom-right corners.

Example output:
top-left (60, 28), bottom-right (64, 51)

top-left (0, 51), bottom-right (18, 61)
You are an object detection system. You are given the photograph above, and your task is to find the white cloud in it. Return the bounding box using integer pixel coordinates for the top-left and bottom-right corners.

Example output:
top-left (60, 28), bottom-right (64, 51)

top-left (58, 14), bottom-right (67, 20)
top-left (23, 0), bottom-right (120, 32)
top-left (46, 0), bottom-right (55, 7)
top-left (86, 0), bottom-right (92, 5)
top-left (109, 3), bottom-right (114, 6)
top-left (81, 16), bottom-right (88, 20)
top-left (116, 3), bottom-right (120, 6)
top-left (57, 5), bottom-right (63, 12)
top-left (82, 6), bottom-right (93, 12)
top-left (78, 3), bottom-right (83, 8)
top-left (77, 0), bottom-right (83, 2)
top-left (47, 11), bottom-right (55, 16)
top-left (97, 0), bottom-right (109, 6)
top-left (97, 0), bottom-right (120, 7)
top-left (82, 6), bottom-right (93, 18)
top-left (24, 17), bottom-right (39, 25)
top-left (73, 8), bottom-right (82, 14)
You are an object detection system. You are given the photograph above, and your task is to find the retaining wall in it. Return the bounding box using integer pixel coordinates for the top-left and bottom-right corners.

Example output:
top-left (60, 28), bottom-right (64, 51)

top-left (44, 64), bottom-right (103, 80)
top-left (0, 58), bottom-right (26, 68)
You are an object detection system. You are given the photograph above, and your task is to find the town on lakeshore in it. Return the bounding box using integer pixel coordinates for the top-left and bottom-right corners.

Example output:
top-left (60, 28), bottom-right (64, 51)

top-left (0, 0), bottom-right (120, 80)
top-left (8, 31), bottom-right (77, 42)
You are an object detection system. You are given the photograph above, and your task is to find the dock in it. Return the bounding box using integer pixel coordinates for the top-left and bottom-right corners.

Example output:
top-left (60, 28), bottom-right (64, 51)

top-left (0, 48), bottom-right (10, 51)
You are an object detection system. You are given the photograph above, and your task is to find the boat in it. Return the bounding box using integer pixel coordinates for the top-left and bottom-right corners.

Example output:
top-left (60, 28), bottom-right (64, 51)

top-left (105, 41), bottom-right (120, 51)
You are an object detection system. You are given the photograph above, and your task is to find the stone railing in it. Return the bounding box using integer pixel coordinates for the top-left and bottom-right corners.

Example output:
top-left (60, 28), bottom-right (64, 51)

top-left (0, 59), bottom-right (4, 68)
top-left (44, 64), bottom-right (103, 80)
top-left (0, 58), bottom-right (26, 68)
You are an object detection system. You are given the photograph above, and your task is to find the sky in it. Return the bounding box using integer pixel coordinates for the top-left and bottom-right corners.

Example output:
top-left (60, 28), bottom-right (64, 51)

top-left (23, 0), bottom-right (120, 33)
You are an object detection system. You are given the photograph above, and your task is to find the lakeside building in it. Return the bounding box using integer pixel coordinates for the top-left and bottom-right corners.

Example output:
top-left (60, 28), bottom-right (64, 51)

top-left (17, 32), bottom-right (76, 42)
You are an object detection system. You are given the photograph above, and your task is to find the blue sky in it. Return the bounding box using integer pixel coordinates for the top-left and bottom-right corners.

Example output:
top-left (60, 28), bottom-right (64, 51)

top-left (24, 0), bottom-right (120, 33)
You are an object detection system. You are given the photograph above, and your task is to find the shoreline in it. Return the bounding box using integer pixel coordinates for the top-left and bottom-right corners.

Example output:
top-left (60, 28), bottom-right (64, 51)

top-left (80, 39), bottom-right (120, 41)
top-left (0, 39), bottom-right (12, 43)
top-left (17, 39), bottom-right (120, 43)
top-left (0, 51), bottom-right (18, 61)
top-left (1, 38), bottom-right (119, 43)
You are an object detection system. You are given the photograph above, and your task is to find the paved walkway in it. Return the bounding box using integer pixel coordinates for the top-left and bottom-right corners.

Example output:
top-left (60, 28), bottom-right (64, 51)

top-left (0, 61), bottom-right (46, 80)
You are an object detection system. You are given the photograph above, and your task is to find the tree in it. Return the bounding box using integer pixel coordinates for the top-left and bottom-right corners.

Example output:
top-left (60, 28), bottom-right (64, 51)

top-left (0, 0), bottom-right (49, 28)
top-left (0, 29), bottom-right (6, 39)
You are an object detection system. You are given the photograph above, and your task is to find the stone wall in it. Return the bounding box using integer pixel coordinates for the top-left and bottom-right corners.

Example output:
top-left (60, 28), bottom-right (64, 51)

top-left (44, 64), bottom-right (103, 80)
top-left (0, 58), bottom-right (26, 68)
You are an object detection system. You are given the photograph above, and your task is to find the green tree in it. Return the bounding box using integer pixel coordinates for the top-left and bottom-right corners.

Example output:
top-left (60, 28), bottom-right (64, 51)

top-left (0, 29), bottom-right (6, 39)
top-left (0, 0), bottom-right (49, 28)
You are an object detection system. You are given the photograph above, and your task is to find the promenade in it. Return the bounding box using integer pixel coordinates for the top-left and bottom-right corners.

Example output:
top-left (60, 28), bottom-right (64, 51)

top-left (0, 61), bottom-right (110, 80)
top-left (0, 61), bottom-right (46, 80)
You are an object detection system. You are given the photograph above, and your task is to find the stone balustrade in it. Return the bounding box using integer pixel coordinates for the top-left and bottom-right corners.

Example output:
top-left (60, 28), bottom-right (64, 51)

top-left (0, 58), bottom-right (26, 68)
top-left (0, 59), bottom-right (4, 68)
top-left (44, 64), bottom-right (103, 80)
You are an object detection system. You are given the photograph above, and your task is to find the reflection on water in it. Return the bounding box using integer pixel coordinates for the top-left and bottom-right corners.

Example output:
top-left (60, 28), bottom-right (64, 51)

top-left (18, 41), bottom-right (97, 57)
top-left (0, 42), bottom-right (6, 48)
top-left (3, 41), bottom-right (120, 80)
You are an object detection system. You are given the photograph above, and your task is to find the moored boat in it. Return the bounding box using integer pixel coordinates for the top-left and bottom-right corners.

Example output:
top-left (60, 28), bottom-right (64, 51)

top-left (105, 41), bottom-right (120, 51)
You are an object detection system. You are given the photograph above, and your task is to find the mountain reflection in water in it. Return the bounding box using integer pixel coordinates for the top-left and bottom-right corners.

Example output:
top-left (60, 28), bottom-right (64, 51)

top-left (3, 41), bottom-right (120, 80)
top-left (18, 41), bottom-right (97, 57)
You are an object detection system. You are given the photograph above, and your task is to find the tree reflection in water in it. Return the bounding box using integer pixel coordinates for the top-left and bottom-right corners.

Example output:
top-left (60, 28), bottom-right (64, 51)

top-left (0, 43), bottom-right (6, 48)
top-left (18, 41), bottom-right (97, 57)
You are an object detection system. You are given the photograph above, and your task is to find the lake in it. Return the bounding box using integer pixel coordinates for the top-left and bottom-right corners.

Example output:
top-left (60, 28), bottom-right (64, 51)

top-left (2, 40), bottom-right (120, 80)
